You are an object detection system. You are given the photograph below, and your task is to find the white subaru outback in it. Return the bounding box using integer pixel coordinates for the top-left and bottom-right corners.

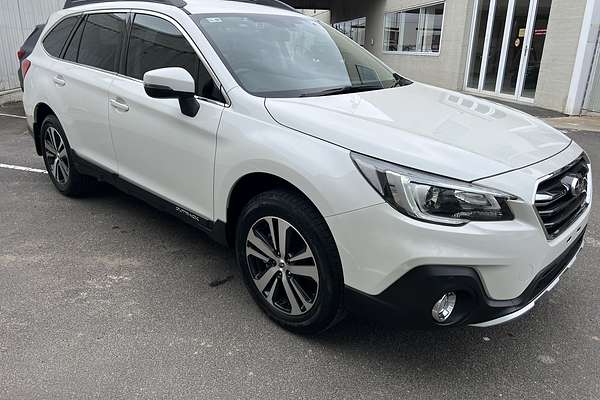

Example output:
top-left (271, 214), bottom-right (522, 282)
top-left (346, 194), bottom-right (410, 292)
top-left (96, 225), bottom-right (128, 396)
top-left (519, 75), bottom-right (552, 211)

top-left (22, 0), bottom-right (592, 333)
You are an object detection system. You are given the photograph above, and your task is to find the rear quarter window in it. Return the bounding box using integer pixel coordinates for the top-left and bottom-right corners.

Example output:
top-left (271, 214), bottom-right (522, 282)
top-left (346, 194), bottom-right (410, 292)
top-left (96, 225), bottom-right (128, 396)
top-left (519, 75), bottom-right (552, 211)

top-left (42, 16), bottom-right (79, 57)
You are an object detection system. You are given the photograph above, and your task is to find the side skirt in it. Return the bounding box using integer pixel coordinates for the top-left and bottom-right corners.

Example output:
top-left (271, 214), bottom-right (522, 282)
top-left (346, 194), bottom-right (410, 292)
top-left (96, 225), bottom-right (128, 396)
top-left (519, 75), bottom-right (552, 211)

top-left (71, 151), bottom-right (229, 246)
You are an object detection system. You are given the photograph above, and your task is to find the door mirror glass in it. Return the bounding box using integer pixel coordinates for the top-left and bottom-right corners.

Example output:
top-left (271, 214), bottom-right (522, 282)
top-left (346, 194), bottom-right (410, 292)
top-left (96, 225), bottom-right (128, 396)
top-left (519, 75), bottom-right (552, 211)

top-left (144, 67), bottom-right (199, 117)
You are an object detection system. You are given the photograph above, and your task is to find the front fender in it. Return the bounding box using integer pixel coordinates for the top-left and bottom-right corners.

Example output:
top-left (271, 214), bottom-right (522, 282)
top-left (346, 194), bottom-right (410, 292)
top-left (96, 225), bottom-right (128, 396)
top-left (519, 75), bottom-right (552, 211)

top-left (213, 108), bottom-right (383, 223)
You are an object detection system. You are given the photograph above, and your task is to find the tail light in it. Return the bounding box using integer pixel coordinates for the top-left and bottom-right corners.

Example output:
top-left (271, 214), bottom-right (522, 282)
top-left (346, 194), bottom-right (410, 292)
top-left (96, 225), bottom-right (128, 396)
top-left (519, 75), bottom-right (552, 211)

top-left (17, 48), bottom-right (26, 60)
top-left (22, 59), bottom-right (32, 79)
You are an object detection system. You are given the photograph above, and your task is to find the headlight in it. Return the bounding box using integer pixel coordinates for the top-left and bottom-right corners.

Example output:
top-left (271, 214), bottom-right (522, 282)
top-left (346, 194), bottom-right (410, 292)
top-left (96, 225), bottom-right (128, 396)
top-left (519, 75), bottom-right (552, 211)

top-left (351, 152), bottom-right (517, 225)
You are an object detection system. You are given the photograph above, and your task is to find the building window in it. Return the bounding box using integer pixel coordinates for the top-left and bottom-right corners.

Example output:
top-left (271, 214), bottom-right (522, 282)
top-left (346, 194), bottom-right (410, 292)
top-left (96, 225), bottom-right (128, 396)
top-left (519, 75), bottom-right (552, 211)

top-left (384, 3), bottom-right (445, 54)
top-left (333, 17), bottom-right (366, 46)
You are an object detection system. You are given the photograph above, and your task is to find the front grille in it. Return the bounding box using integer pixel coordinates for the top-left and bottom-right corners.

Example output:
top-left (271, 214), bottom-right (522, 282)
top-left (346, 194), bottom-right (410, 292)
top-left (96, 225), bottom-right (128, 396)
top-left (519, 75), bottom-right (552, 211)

top-left (534, 155), bottom-right (590, 239)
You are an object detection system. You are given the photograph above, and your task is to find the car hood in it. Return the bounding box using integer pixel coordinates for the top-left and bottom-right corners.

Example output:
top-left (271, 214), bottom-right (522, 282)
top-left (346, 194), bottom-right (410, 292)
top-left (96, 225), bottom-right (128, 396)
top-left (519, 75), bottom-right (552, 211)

top-left (264, 83), bottom-right (571, 181)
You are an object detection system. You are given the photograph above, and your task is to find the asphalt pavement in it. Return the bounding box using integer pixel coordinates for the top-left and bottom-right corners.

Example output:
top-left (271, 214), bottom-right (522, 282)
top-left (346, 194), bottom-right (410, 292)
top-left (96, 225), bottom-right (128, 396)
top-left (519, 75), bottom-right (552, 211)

top-left (1, 102), bottom-right (599, 399)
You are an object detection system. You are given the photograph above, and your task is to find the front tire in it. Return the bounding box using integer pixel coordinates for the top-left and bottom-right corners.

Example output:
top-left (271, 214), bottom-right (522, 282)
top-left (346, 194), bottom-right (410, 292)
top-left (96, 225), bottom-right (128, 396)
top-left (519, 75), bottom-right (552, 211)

top-left (235, 190), bottom-right (345, 334)
top-left (41, 115), bottom-right (92, 196)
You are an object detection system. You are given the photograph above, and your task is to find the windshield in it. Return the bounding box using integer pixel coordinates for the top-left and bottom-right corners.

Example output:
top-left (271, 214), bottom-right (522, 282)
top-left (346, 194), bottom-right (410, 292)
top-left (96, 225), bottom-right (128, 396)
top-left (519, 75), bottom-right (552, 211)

top-left (193, 14), bottom-right (411, 98)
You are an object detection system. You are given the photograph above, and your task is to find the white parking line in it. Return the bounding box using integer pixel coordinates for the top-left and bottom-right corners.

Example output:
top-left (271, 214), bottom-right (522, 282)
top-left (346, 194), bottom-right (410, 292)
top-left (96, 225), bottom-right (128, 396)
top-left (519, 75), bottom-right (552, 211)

top-left (0, 113), bottom-right (27, 119)
top-left (0, 163), bottom-right (47, 174)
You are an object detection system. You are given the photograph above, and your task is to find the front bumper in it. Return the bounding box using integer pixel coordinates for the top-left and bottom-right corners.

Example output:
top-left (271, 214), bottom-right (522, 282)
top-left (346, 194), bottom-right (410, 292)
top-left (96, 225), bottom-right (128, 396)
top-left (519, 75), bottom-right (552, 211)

top-left (344, 228), bottom-right (585, 327)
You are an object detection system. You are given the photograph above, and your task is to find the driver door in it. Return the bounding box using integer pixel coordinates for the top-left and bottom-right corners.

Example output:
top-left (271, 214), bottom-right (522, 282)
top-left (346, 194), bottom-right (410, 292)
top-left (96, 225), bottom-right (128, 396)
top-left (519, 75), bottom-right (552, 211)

top-left (108, 12), bottom-right (226, 222)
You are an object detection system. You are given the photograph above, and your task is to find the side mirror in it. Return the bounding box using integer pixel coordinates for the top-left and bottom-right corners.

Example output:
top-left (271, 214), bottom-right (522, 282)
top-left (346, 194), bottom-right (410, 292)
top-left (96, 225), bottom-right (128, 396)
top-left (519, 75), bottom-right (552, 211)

top-left (144, 67), bottom-right (199, 117)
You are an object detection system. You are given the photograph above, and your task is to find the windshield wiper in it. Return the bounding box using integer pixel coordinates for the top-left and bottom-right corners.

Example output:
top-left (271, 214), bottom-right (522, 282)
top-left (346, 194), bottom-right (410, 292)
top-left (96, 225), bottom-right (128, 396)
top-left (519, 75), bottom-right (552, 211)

top-left (299, 85), bottom-right (384, 97)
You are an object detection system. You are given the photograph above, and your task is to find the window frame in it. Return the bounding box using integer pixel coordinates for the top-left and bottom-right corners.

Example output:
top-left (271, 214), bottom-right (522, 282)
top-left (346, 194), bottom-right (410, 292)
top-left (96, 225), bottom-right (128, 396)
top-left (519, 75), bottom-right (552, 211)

top-left (73, 11), bottom-right (128, 73)
top-left (41, 9), bottom-right (229, 107)
top-left (382, 1), bottom-right (446, 57)
top-left (123, 10), bottom-right (228, 106)
top-left (42, 9), bottom-right (130, 73)
top-left (41, 14), bottom-right (83, 59)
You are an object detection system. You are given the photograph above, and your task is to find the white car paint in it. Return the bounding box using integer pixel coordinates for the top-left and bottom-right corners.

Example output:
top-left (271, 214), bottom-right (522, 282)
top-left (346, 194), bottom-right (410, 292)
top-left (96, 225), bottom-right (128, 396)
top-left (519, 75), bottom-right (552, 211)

top-left (265, 83), bottom-right (572, 182)
top-left (22, 0), bottom-right (592, 327)
top-left (108, 69), bottom-right (223, 221)
top-left (143, 67), bottom-right (196, 94)
top-left (24, 37), bottom-right (119, 173)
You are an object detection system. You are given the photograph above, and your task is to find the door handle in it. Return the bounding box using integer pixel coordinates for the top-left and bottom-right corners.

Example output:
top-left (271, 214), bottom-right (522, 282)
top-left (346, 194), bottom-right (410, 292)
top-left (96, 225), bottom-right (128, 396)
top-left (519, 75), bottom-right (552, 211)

top-left (110, 98), bottom-right (129, 112)
top-left (53, 75), bottom-right (66, 87)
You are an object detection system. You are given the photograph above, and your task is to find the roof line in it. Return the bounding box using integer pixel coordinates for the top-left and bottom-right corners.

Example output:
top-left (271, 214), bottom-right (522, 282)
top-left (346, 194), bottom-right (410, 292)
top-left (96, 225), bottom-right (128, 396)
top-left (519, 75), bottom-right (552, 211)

top-left (63, 0), bottom-right (299, 13)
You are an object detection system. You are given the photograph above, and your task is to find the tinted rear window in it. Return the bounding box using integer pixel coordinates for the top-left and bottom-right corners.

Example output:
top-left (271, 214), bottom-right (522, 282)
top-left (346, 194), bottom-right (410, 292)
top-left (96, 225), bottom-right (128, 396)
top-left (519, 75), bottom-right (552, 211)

top-left (77, 13), bottom-right (127, 72)
top-left (43, 16), bottom-right (79, 57)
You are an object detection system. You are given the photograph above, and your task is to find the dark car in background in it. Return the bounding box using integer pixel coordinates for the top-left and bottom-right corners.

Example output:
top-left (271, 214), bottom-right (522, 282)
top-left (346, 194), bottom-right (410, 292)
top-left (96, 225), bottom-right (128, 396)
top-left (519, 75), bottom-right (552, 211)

top-left (17, 24), bottom-right (45, 90)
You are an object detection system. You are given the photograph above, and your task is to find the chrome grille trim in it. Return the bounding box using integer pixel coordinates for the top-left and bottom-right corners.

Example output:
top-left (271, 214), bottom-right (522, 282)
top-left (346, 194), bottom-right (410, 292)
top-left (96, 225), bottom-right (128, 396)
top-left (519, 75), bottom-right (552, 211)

top-left (534, 154), bottom-right (591, 240)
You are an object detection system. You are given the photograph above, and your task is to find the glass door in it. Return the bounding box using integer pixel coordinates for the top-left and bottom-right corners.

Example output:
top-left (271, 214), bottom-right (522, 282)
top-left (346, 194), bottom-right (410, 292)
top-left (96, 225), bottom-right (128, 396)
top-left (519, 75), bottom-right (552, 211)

top-left (465, 0), bottom-right (551, 101)
top-left (500, 0), bottom-right (531, 96)
top-left (466, 0), bottom-right (491, 89)
top-left (483, 0), bottom-right (509, 91)
top-left (520, 0), bottom-right (552, 98)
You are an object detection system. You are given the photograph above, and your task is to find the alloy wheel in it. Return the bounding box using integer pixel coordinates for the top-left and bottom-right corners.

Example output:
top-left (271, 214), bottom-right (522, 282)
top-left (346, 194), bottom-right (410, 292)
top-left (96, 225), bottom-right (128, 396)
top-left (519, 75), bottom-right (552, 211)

top-left (44, 127), bottom-right (70, 185)
top-left (245, 216), bottom-right (320, 316)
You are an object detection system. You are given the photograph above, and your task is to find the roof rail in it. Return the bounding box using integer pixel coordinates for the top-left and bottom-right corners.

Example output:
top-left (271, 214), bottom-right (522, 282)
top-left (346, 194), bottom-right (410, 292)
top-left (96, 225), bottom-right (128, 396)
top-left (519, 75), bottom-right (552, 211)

top-left (224, 0), bottom-right (298, 13)
top-left (63, 0), bottom-right (298, 13)
top-left (63, 0), bottom-right (187, 9)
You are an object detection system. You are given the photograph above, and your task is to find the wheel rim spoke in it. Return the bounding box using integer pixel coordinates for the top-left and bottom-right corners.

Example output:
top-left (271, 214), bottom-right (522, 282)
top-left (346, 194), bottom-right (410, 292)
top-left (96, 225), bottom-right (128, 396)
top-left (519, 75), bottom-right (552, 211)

top-left (52, 158), bottom-right (59, 179)
top-left (277, 219), bottom-right (290, 257)
top-left (247, 229), bottom-right (278, 261)
top-left (246, 247), bottom-right (271, 263)
top-left (281, 273), bottom-right (302, 315)
top-left (58, 160), bottom-right (68, 182)
top-left (287, 264), bottom-right (318, 282)
top-left (50, 128), bottom-right (58, 150)
top-left (45, 127), bottom-right (69, 184)
top-left (265, 277), bottom-right (279, 304)
top-left (246, 216), bottom-right (320, 317)
top-left (289, 276), bottom-right (313, 309)
top-left (45, 140), bottom-right (57, 156)
top-left (288, 247), bottom-right (313, 263)
top-left (265, 217), bottom-right (278, 253)
top-left (254, 267), bottom-right (278, 293)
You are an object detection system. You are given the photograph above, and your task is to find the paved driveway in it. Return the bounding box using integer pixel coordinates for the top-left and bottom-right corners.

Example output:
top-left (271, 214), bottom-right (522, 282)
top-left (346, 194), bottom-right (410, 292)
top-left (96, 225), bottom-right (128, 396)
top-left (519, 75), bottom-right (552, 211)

top-left (1, 102), bottom-right (599, 399)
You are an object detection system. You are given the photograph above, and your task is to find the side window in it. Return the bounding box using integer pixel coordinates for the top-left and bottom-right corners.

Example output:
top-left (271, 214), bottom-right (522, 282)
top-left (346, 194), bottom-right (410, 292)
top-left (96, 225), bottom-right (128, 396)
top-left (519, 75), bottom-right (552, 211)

top-left (42, 16), bottom-right (79, 57)
top-left (126, 14), bottom-right (222, 101)
top-left (77, 13), bottom-right (127, 72)
top-left (63, 18), bottom-right (84, 62)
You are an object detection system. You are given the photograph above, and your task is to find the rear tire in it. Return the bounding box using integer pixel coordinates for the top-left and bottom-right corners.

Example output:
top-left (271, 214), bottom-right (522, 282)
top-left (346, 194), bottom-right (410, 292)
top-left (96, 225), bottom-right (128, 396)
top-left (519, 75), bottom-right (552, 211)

top-left (235, 189), bottom-right (345, 334)
top-left (41, 115), bottom-right (93, 196)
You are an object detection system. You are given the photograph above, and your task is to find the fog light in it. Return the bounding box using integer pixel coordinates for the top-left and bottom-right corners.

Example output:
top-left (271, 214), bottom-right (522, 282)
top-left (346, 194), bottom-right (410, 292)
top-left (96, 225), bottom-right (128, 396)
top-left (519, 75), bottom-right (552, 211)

top-left (432, 292), bottom-right (457, 323)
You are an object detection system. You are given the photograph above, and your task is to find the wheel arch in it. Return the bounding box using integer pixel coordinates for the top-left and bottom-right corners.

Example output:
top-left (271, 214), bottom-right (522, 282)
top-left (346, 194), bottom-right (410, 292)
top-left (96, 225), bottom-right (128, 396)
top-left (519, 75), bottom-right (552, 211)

top-left (32, 102), bottom-right (57, 156)
top-left (224, 172), bottom-right (324, 247)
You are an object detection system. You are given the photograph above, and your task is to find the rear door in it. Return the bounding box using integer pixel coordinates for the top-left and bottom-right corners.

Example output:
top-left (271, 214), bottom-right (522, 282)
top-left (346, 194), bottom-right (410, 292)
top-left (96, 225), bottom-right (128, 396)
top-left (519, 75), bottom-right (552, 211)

top-left (107, 12), bottom-right (226, 221)
top-left (55, 11), bottom-right (128, 173)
